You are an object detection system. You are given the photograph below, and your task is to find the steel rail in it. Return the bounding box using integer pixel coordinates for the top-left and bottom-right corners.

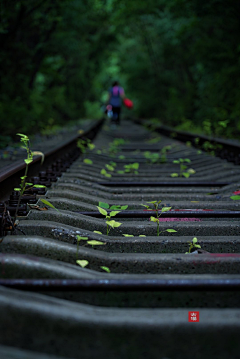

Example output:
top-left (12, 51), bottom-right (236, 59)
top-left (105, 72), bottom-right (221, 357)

top-left (130, 117), bottom-right (240, 164)
top-left (0, 118), bottom-right (104, 201)
top-left (1, 279), bottom-right (240, 291)
top-left (0, 118), bottom-right (104, 183)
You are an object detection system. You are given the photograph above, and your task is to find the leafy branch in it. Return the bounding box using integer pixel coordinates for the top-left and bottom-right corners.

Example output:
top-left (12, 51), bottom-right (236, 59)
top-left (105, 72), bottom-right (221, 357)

top-left (96, 201), bottom-right (128, 235)
top-left (141, 200), bottom-right (177, 236)
top-left (185, 237), bottom-right (201, 254)
top-left (13, 133), bottom-right (45, 222)
top-left (171, 158), bottom-right (195, 178)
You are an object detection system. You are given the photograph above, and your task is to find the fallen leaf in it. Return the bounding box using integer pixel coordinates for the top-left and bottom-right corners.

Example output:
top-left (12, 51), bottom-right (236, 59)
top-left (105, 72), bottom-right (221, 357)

top-left (28, 204), bottom-right (48, 211)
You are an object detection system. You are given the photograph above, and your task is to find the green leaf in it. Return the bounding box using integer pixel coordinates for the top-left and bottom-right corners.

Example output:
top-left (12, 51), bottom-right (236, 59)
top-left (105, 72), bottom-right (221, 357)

top-left (32, 151), bottom-right (45, 165)
top-left (195, 244), bottom-right (201, 248)
top-left (106, 220), bottom-right (122, 228)
top-left (173, 160), bottom-right (179, 164)
top-left (230, 195), bottom-right (240, 200)
top-left (96, 150), bottom-right (102, 154)
top-left (87, 240), bottom-right (106, 245)
top-left (147, 201), bottom-right (157, 204)
top-left (97, 206), bottom-right (108, 216)
top-left (17, 133), bottom-right (28, 139)
top-left (188, 168), bottom-right (196, 174)
top-left (110, 205), bottom-right (121, 210)
top-left (139, 235), bottom-right (146, 237)
top-left (88, 143), bottom-right (95, 150)
top-left (40, 199), bottom-right (60, 212)
top-left (101, 169), bottom-right (107, 175)
top-left (161, 207), bottom-right (172, 212)
top-left (100, 266), bottom-right (110, 273)
top-left (171, 173), bottom-right (178, 177)
top-left (33, 184), bottom-right (46, 188)
top-left (182, 172), bottom-right (190, 178)
top-left (192, 237), bottom-right (198, 244)
top-left (120, 205), bottom-right (128, 210)
top-left (165, 229), bottom-right (177, 233)
top-left (76, 260), bottom-right (89, 268)
top-left (117, 170), bottom-right (125, 174)
top-left (109, 211), bottom-right (120, 217)
top-left (20, 176), bottom-right (27, 180)
top-left (76, 236), bottom-right (88, 241)
top-left (150, 216), bottom-right (158, 222)
top-left (24, 158), bottom-right (33, 165)
top-left (185, 159), bottom-right (191, 163)
top-left (14, 188), bottom-right (21, 191)
top-left (123, 234), bottom-right (134, 237)
top-left (93, 231), bottom-right (102, 234)
top-left (132, 162), bottom-right (139, 169)
top-left (118, 155), bottom-right (125, 159)
top-left (84, 158), bottom-right (93, 165)
top-left (105, 173), bottom-right (112, 178)
top-left (99, 202), bottom-right (109, 209)
top-left (106, 164), bottom-right (114, 171)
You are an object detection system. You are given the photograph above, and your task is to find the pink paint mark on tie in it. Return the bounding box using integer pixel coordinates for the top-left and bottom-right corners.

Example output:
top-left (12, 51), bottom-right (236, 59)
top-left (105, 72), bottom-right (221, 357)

top-left (143, 208), bottom-right (213, 213)
top-left (233, 190), bottom-right (240, 195)
top-left (158, 217), bottom-right (201, 222)
top-left (209, 253), bottom-right (240, 258)
top-left (172, 209), bottom-right (213, 212)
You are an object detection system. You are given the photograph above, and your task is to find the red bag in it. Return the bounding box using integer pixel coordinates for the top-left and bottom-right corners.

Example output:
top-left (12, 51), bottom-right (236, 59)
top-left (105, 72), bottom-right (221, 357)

top-left (123, 98), bottom-right (133, 109)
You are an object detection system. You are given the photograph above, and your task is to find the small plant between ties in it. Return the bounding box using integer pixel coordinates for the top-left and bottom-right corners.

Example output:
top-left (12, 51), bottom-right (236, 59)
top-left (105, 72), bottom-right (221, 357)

top-left (144, 145), bottom-right (172, 164)
top-left (185, 237), bottom-right (201, 254)
top-left (116, 162), bottom-right (139, 175)
top-left (96, 202), bottom-right (128, 235)
top-left (124, 162), bottom-right (139, 174)
top-left (100, 161), bottom-right (117, 178)
top-left (171, 158), bottom-right (196, 178)
top-left (76, 235), bottom-right (106, 260)
top-left (144, 152), bottom-right (161, 164)
top-left (14, 134), bottom-right (66, 218)
top-left (77, 138), bottom-right (95, 154)
top-left (108, 138), bottom-right (126, 155)
top-left (76, 259), bottom-right (111, 273)
top-left (75, 235), bottom-right (110, 272)
top-left (141, 200), bottom-right (177, 236)
top-left (13, 133), bottom-right (45, 222)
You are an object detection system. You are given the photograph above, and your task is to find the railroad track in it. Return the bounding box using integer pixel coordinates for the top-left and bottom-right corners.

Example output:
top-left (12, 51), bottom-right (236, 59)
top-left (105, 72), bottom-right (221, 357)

top-left (1, 119), bottom-right (240, 358)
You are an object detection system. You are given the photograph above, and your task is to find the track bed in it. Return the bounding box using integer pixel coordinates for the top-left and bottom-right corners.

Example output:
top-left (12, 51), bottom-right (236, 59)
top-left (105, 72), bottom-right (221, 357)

top-left (1, 119), bottom-right (240, 358)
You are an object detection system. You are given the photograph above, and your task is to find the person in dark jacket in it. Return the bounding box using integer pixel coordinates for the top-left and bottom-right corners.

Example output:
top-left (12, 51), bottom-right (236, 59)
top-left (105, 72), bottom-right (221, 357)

top-left (107, 81), bottom-right (126, 125)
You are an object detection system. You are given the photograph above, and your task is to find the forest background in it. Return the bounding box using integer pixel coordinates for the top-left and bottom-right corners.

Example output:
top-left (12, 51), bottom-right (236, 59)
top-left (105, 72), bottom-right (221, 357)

top-left (0, 0), bottom-right (240, 141)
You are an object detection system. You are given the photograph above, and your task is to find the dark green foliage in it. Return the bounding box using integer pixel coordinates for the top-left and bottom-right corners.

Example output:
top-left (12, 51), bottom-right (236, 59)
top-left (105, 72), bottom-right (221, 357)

top-left (0, 0), bottom-right (116, 136)
top-left (1, 0), bottom-right (240, 139)
top-left (115, 0), bottom-right (240, 137)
